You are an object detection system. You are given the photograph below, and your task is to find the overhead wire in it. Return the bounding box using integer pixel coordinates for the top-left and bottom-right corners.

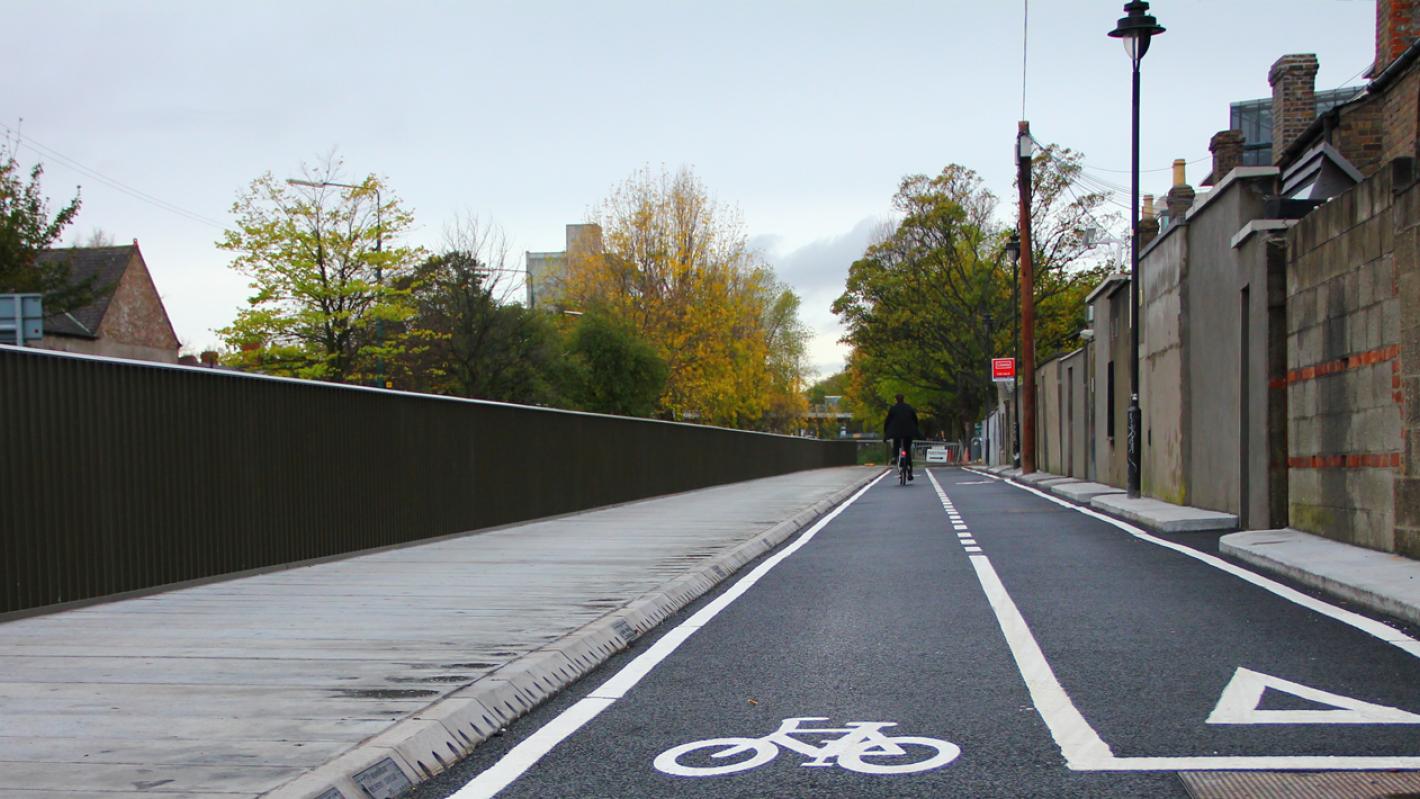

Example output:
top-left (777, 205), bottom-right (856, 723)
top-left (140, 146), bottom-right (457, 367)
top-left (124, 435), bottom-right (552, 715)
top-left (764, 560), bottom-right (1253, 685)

top-left (2, 123), bottom-right (227, 230)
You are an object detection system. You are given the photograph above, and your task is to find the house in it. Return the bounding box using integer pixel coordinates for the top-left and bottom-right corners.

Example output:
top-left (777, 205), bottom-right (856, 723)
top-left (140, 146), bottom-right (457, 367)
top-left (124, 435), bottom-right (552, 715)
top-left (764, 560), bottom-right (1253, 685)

top-left (33, 241), bottom-right (180, 364)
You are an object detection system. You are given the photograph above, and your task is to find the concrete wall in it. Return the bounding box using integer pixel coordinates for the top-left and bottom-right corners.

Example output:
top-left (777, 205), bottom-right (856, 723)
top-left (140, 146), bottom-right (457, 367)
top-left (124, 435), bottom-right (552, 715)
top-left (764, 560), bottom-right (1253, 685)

top-left (1140, 223), bottom-right (1190, 505)
top-left (1036, 357), bottom-right (1061, 475)
top-left (1062, 347), bottom-right (1088, 479)
top-left (1090, 282), bottom-right (1131, 488)
top-left (1182, 171), bottom-right (1290, 528)
top-left (1286, 162), bottom-right (1407, 553)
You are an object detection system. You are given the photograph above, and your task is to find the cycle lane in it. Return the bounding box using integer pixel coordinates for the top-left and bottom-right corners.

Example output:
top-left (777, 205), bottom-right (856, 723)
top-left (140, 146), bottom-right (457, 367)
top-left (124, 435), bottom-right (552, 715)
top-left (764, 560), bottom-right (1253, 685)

top-left (940, 469), bottom-right (1420, 770)
top-left (420, 469), bottom-right (1185, 798)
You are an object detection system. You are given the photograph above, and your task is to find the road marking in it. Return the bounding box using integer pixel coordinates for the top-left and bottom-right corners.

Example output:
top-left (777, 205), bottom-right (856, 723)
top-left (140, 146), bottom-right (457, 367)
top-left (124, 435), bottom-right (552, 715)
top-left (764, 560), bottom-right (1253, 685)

top-left (969, 468), bottom-right (1420, 661)
top-left (952, 467), bottom-right (1420, 771)
top-left (1207, 667), bottom-right (1420, 725)
top-left (447, 471), bottom-right (890, 798)
top-left (964, 546), bottom-right (983, 553)
top-left (654, 717), bottom-right (960, 777)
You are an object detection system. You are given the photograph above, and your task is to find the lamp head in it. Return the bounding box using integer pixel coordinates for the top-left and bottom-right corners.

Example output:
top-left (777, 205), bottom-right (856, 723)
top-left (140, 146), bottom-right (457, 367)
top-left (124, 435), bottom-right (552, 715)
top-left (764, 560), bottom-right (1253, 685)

top-left (1108, 0), bottom-right (1165, 65)
top-left (1005, 231), bottom-right (1021, 261)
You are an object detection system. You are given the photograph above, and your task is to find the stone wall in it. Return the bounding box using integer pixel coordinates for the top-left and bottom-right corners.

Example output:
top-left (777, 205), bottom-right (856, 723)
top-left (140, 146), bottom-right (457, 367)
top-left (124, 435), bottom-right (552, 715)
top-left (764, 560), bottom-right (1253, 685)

top-left (1285, 162), bottom-right (1407, 553)
top-left (1394, 164), bottom-right (1420, 556)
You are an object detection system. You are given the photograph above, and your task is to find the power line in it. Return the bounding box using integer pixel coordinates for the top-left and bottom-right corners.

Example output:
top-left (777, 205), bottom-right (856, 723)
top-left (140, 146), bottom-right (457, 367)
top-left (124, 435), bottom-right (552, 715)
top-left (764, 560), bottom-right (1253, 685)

top-left (2, 123), bottom-right (227, 229)
top-left (1021, 0), bottom-right (1030, 120)
top-left (1081, 154), bottom-right (1209, 175)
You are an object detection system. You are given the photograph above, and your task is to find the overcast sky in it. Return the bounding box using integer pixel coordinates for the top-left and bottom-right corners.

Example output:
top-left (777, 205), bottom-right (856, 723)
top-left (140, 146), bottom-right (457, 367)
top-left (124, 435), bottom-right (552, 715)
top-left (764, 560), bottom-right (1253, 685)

top-left (5, 0), bottom-right (1376, 377)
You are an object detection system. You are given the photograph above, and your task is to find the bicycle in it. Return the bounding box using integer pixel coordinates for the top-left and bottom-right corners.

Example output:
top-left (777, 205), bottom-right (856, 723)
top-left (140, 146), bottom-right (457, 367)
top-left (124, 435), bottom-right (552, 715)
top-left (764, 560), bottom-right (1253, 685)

top-left (898, 446), bottom-right (911, 486)
top-left (654, 716), bottom-right (960, 777)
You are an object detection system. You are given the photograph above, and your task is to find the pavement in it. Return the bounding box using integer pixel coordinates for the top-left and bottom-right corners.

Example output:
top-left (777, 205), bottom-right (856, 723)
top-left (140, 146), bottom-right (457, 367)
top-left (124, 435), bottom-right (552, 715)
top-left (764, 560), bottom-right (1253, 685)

top-left (0, 466), bottom-right (879, 799)
top-left (973, 463), bottom-right (1420, 630)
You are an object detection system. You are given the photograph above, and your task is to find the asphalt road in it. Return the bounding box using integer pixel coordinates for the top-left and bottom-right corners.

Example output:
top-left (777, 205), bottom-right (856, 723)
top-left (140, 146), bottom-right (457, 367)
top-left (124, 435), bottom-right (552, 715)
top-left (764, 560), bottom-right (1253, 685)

top-left (414, 467), bottom-right (1420, 798)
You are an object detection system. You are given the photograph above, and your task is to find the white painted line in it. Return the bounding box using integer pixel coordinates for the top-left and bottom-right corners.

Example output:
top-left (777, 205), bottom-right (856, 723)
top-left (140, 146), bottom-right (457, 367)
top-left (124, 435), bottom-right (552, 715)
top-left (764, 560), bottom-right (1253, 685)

top-left (955, 467), bottom-right (1420, 771)
top-left (957, 533), bottom-right (973, 539)
top-left (964, 546), bottom-right (982, 553)
top-left (992, 474), bottom-right (1420, 659)
top-left (1207, 667), bottom-right (1420, 725)
top-left (448, 471), bottom-right (891, 798)
top-left (953, 524), bottom-right (969, 531)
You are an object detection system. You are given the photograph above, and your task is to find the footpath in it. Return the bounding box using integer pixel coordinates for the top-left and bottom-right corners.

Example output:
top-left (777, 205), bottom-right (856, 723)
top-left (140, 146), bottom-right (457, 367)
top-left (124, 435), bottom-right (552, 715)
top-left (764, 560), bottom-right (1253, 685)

top-left (973, 464), bottom-right (1420, 628)
top-left (0, 466), bottom-right (878, 799)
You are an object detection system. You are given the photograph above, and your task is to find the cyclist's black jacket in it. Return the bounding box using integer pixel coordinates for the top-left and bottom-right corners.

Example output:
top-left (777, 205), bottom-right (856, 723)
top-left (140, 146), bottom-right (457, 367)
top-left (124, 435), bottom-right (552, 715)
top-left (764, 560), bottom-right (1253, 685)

top-left (883, 402), bottom-right (921, 440)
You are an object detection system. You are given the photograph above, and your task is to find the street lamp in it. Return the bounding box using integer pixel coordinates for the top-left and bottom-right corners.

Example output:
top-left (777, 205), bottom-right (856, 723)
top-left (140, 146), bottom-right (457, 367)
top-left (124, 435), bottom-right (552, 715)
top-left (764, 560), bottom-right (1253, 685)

top-left (285, 178), bottom-right (386, 388)
top-left (1108, 0), bottom-right (1163, 499)
top-left (1004, 231), bottom-right (1021, 468)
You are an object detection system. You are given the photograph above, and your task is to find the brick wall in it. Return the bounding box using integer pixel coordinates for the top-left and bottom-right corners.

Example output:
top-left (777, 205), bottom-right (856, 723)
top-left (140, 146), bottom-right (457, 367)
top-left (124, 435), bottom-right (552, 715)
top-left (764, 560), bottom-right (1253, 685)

top-left (1286, 163), bottom-right (1410, 554)
top-left (1335, 99), bottom-right (1387, 177)
top-left (1383, 67), bottom-right (1420, 165)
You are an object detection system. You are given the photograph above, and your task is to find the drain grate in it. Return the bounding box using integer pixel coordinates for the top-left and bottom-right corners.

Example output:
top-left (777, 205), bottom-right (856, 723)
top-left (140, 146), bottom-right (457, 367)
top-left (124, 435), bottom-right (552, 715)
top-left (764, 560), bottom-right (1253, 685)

top-left (1180, 771), bottom-right (1420, 799)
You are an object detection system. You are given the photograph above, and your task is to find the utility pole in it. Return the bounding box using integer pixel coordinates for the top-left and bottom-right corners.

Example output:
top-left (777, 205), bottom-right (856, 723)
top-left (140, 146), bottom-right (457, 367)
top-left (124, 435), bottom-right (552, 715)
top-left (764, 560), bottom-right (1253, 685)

top-left (1017, 121), bottom-right (1037, 474)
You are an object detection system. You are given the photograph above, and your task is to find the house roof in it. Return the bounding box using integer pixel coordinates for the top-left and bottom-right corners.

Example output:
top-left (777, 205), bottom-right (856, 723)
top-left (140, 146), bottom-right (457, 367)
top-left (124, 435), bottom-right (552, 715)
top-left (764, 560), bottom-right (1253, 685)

top-left (35, 245), bottom-right (135, 338)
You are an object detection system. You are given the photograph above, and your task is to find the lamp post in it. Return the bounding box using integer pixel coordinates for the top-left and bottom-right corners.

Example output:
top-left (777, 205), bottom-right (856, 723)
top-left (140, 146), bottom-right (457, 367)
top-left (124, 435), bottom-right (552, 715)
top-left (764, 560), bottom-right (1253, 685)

top-left (286, 178), bottom-right (386, 388)
top-left (1108, 0), bottom-right (1164, 499)
top-left (1004, 231), bottom-right (1021, 468)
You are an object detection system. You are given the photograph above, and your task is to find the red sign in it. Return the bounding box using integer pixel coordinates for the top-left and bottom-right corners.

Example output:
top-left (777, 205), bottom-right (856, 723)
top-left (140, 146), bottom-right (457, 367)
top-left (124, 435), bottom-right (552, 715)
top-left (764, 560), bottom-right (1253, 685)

top-left (991, 358), bottom-right (1016, 379)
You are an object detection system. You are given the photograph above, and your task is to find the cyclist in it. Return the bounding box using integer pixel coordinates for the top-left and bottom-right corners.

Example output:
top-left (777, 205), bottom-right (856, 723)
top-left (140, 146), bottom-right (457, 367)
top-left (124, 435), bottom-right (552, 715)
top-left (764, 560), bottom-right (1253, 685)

top-left (883, 393), bottom-right (921, 482)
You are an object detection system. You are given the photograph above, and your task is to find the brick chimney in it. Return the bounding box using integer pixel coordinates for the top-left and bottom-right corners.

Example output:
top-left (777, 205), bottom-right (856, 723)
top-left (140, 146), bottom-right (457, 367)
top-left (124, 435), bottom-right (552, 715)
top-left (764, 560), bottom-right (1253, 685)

top-left (1269, 54), bottom-right (1319, 163)
top-left (1165, 160), bottom-right (1196, 223)
top-left (1373, 0), bottom-right (1419, 77)
top-left (1139, 195), bottom-right (1160, 247)
top-left (1208, 130), bottom-right (1245, 185)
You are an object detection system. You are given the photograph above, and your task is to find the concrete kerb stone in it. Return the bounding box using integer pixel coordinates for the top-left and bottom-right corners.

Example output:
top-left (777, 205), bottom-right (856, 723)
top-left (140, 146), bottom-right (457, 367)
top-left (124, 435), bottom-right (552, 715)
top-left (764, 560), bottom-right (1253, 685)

top-left (263, 745), bottom-right (420, 799)
top-left (1220, 529), bottom-right (1420, 627)
top-left (365, 719), bottom-right (470, 782)
top-left (1089, 493), bottom-right (1239, 534)
top-left (258, 467), bottom-right (879, 799)
top-left (1050, 481), bottom-right (1127, 504)
top-left (413, 697), bottom-right (504, 753)
top-left (1017, 471), bottom-right (1065, 486)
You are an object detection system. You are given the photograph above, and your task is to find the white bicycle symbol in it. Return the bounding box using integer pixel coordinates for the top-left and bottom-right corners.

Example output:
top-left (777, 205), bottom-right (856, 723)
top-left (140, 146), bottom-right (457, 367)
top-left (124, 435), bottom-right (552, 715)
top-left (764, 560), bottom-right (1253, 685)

top-left (653, 716), bottom-right (961, 777)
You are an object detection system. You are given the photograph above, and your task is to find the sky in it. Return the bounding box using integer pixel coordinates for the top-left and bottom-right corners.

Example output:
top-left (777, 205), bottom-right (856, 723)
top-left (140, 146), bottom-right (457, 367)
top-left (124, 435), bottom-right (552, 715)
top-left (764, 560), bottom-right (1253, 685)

top-left (4, 0), bottom-right (1378, 378)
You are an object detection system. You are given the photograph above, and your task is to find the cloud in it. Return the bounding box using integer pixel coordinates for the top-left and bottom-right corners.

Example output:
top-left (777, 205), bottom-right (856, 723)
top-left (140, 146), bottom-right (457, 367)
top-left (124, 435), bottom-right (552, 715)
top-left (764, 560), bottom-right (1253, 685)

top-left (759, 216), bottom-right (887, 380)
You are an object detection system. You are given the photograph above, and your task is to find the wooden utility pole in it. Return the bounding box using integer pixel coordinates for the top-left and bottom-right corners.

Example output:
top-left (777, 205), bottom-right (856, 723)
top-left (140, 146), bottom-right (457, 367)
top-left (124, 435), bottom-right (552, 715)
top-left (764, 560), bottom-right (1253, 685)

top-left (1017, 121), bottom-right (1037, 474)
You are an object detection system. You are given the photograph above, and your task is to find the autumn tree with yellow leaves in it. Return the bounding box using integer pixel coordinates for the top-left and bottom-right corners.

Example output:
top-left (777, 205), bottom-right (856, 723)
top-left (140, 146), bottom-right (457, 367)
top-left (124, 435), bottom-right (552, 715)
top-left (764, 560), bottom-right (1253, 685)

top-left (561, 166), bottom-right (809, 431)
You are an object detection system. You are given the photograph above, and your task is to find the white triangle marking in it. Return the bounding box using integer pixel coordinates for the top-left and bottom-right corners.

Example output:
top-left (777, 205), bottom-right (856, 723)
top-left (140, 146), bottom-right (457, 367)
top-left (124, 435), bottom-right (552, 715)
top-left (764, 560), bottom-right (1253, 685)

top-left (1207, 667), bottom-right (1420, 725)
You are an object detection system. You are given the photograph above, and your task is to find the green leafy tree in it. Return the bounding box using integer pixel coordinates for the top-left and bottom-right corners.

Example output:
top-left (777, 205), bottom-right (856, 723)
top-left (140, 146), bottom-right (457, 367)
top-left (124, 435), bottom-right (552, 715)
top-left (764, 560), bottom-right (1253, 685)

top-left (217, 158), bottom-right (420, 384)
top-left (394, 243), bottom-right (568, 405)
top-left (0, 139), bottom-right (98, 315)
top-left (759, 278), bottom-right (811, 432)
top-left (833, 148), bottom-right (1112, 442)
top-left (564, 309), bottom-right (667, 417)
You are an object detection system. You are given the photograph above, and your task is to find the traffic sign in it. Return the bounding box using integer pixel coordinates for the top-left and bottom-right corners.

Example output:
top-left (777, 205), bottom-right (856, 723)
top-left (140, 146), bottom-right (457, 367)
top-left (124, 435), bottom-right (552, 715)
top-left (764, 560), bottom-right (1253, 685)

top-left (991, 358), bottom-right (1015, 379)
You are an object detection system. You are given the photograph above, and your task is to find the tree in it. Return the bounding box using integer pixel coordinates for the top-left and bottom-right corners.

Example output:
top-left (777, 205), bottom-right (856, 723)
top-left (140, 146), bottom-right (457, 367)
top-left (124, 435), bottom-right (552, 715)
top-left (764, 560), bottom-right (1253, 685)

top-left (0, 138), bottom-right (96, 315)
top-left (217, 157), bottom-right (420, 384)
top-left (760, 278), bottom-right (811, 432)
top-left (564, 309), bottom-right (667, 417)
top-left (393, 218), bottom-right (568, 405)
top-left (562, 165), bottom-right (808, 429)
top-left (833, 149), bottom-right (1113, 442)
